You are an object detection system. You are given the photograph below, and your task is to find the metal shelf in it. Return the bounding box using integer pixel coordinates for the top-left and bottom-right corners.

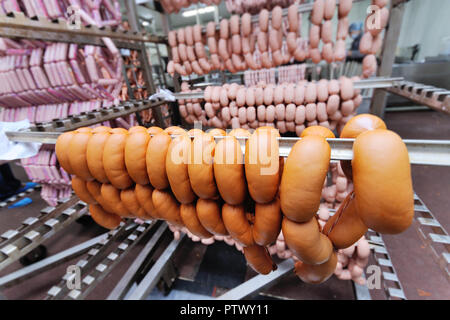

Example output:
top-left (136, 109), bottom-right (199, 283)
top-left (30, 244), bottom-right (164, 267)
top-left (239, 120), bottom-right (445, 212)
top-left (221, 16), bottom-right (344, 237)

top-left (28, 99), bottom-right (166, 133)
top-left (386, 81), bottom-right (450, 115)
top-left (0, 12), bottom-right (166, 49)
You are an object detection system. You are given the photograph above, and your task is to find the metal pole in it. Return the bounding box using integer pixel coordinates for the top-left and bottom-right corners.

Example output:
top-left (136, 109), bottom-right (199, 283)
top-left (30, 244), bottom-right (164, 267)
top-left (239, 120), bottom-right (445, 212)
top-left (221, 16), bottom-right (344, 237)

top-left (370, 0), bottom-right (408, 117)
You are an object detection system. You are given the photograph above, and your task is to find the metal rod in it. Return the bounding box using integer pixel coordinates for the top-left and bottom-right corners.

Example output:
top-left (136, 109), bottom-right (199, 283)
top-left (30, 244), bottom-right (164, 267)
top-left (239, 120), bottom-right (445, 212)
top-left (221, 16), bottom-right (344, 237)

top-left (0, 233), bottom-right (108, 288)
top-left (107, 223), bottom-right (168, 300)
top-left (5, 131), bottom-right (450, 167)
top-left (217, 259), bottom-right (294, 300)
top-left (126, 233), bottom-right (185, 300)
top-left (173, 77), bottom-right (405, 100)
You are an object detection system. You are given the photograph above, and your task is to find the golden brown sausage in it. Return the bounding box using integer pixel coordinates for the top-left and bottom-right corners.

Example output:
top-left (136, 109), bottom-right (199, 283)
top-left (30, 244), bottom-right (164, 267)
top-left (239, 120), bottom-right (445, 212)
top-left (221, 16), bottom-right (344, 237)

top-left (146, 131), bottom-right (171, 190)
top-left (55, 131), bottom-right (75, 174)
top-left (322, 192), bottom-right (367, 249)
top-left (301, 126), bottom-right (335, 139)
top-left (340, 114), bottom-right (387, 139)
top-left (222, 203), bottom-right (254, 246)
top-left (253, 198), bottom-right (282, 246)
top-left (68, 128), bottom-right (94, 181)
top-left (245, 127), bottom-right (279, 204)
top-left (280, 135), bottom-right (330, 222)
top-left (180, 203), bottom-right (213, 239)
top-left (188, 133), bottom-right (218, 199)
top-left (353, 129), bottom-right (414, 234)
top-left (152, 189), bottom-right (184, 227)
top-left (214, 135), bottom-right (247, 205)
top-left (103, 128), bottom-right (133, 189)
top-left (294, 251), bottom-right (337, 284)
top-left (71, 176), bottom-right (96, 204)
top-left (196, 199), bottom-right (228, 235)
top-left (125, 129), bottom-right (150, 185)
top-left (282, 216), bottom-right (333, 265)
top-left (166, 134), bottom-right (196, 204)
top-left (100, 183), bottom-right (132, 218)
top-left (86, 180), bottom-right (116, 214)
top-left (89, 204), bottom-right (122, 229)
top-left (135, 184), bottom-right (156, 219)
top-left (86, 130), bottom-right (111, 183)
top-left (243, 244), bottom-right (277, 275)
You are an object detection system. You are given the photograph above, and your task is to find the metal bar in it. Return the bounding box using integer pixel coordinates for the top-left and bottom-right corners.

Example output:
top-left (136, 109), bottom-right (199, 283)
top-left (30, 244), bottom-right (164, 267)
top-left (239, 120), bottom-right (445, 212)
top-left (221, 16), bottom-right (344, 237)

top-left (353, 274), bottom-right (372, 300)
top-left (126, 233), bottom-right (186, 300)
top-left (0, 12), bottom-right (166, 45)
top-left (217, 259), bottom-right (294, 300)
top-left (28, 100), bottom-right (165, 133)
top-left (0, 233), bottom-right (108, 288)
top-left (5, 131), bottom-right (450, 166)
top-left (370, 1), bottom-right (407, 117)
top-left (107, 223), bottom-right (168, 300)
top-left (172, 77), bottom-right (405, 100)
top-left (68, 221), bottom-right (156, 300)
top-left (0, 199), bottom-right (87, 271)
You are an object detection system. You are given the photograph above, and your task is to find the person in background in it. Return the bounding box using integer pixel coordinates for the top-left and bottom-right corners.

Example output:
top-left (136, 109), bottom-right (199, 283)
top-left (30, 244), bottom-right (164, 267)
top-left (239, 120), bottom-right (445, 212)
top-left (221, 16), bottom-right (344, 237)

top-left (347, 22), bottom-right (365, 61)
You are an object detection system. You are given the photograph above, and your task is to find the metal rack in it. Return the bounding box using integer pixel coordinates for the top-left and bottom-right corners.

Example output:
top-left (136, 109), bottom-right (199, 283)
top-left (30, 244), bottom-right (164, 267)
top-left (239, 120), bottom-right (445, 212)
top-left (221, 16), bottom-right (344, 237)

top-left (0, 0), bottom-right (449, 302)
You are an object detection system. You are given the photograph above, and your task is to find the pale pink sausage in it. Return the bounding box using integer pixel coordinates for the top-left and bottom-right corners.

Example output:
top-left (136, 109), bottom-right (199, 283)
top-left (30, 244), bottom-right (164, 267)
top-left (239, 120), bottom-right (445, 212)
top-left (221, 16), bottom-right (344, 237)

top-left (232, 35), bottom-right (242, 54)
top-left (208, 37), bottom-right (217, 53)
top-left (261, 52), bottom-right (272, 68)
top-left (193, 25), bottom-right (202, 43)
top-left (171, 47), bottom-right (180, 63)
top-left (211, 116), bottom-right (222, 128)
top-left (231, 117), bottom-right (240, 129)
top-left (288, 4), bottom-right (299, 32)
top-left (206, 22), bottom-right (216, 37)
top-left (247, 106), bottom-right (256, 122)
top-left (242, 13), bottom-right (252, 37)
top-left (264, 86), bottom-right (274, 105)
top-left (220, 88), bottom-right (229, 107)
top-left (309, 25), bottom-right (321, 48)
top-left (245, 88), bottom-right (255, 106)
top-left (285, 104), bottom-right (296, 122)
top-left (334, 39), bottom-right (347, 61)
top-left (337, 17), bottom-right (349, 40)
top-left (228, 83), bottom-right (239, 100)
top-left (185, 26), bottom-right (194, 46)
top-left (259, 9), bottom-right (270, 32)
top-left (179, 104), bottom-right (187, 118)
top-left (257, 32), bottom-right (268, 52)
top-left (322, 43), bottom-right (334, 63)
top-left (277, 120), bottom-right (287, 134)
top-left (193, 103), bottom-right (203, 117)
top-left (286, 121), bottom-right (296, 132)
top-left (305, 103), bottom-right (317, 121)
top-left (242, 37), bottom-right (251, 54)
top-left (205, 102), bottom-right (215, 118)
top-left (305, 82), bottom-right (318, 103)
top-left (340, 77), bottom-right (354, 101)
top-left (244, 53), bottom-right (258, 70)
top-left (371, 34), bottom-right (383, 54)
top-left (341, 100), bottom-right (355, 116)
top-left (218, 39), bottom-right (230, 60)
top-left (362, 54), bottom-right (377, 78)
top-left (191, 60), bottom-right (203, 74)
top-left (328, 79), bottom-right (340, 95)
top-left (220, 19), bottom-right (229, 39)
top-left (295, 125), bottom-right (306, 136)
top-left (230, 15), bottom-right (240, 35)
top-left (183, 61), bottom-right (193, 74)
top-left (229, 102), bottom-right (238, 117)
top-left (319, 121), bottom-right (330, 129)
top-left (359, 32), bottom-right (373, 54)
top-left (211, 86), bottom-right (221, 102)
top-left (177, 28), bottom-right (186, 44)
top-left (204, 86), bottom-right (212, 101)
top-left (329, 110), bottom-right (342, 121)
top-left (294, 85), bottom-right (305, 105)
top-left (310, 48), bottom-right (322, 64)
top-left (222, 107), bottom-right (231, 123)
top-left (187, 46), bottom-right (196, 62)
top-left (236, 88), bottom-right (247, 107)
top-left (295, 105), bottom-right (306, 124)
top-left (269, 29), bottom-right (280, 51)
top-left (275, 104), bottom-right (285, 121)
top-left (238, 107), bottom-right (247, 124)
top-left (321, 20), bottom-right (333, 43)
top-left (338, 0), bottom-right (353, 18)
top-left (274, 86), bottom-right (284, 105)
top-left (186, 103), bottom-right (193, 114)
top-left (317, 80), bottom-right (329, 102)
top-left (257, 105), bottom-right (266, 121)
top-left (255, 87), bottom-right (264, 105)
top-left (311, 0), bottom-right (325, 25)
top-left (353, 94), bottom-right (363, 108)
top-left (284, 84), bottom-right (295, 104)
top-left (266, 105), bottom-right (276, 122)
top-left (210, 54), bottom-right (221, 69)
top-left (324, 0), bottom-right (337, 20)
top-left (168, 31), bottom-right (177, 47)
top-left (272, 6), bottom-right (283, 30)
top-left (287, 32), bottom-right (297, 52)
top-left (178, 44), bottom-right (188, 61)
top-left (326, 94), bottom-right (340, 115)
top-left (316, 102), bottom-right (328, 122)
top-left (307, 120), bottom-right (318, 127)
top-left (195, 42), bottom-right (206, 59)
top-left (198, 58), bottom-right (211, 73)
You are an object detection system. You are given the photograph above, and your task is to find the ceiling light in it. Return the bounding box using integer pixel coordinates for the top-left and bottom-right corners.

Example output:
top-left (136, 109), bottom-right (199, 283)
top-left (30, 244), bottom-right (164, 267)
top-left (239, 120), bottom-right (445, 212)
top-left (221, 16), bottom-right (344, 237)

top-left (142, 21), bottom-right (149, 26)
top-left (182, 6), bottom-right (215, 17)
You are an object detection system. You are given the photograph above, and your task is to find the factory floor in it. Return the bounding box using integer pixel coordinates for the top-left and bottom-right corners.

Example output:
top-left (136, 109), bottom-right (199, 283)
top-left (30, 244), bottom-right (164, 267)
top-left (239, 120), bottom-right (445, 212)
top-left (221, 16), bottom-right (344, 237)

top-left (0, 109), bottom-right (449, 300)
